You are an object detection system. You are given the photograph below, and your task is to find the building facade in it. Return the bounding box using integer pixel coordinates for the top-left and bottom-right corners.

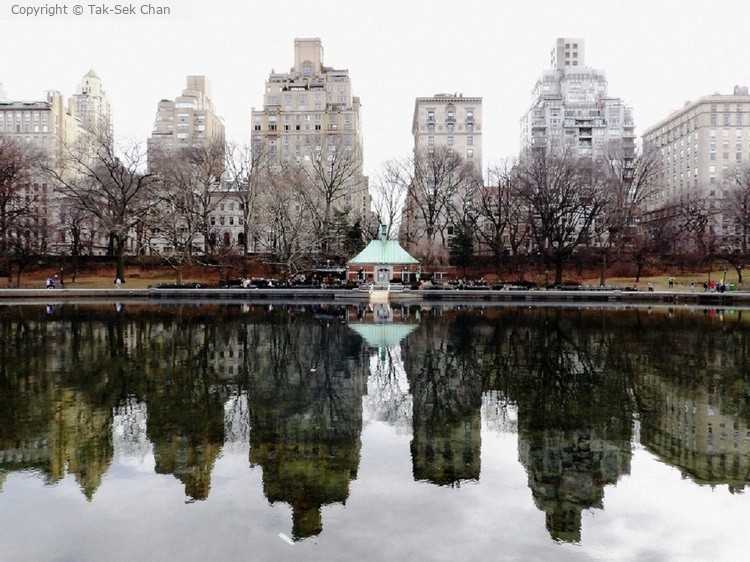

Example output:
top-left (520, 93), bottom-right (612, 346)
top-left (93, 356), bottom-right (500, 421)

top-left (0, 83), bottom-right (91, 254)
top-left (250, 38), bottom-right (370, 243)
top-left (520, 38), bottom-right (635, 159)
top-left (412, 93), bottom-right (483, 171)
top-left (402, 93), bottom-right (483, 265)
top-left (642, 87), bottom-right (750, 247)
top-left (147, 75), bottom-right (225, 174)
top-left (69, 69), bottom-right (112, 139)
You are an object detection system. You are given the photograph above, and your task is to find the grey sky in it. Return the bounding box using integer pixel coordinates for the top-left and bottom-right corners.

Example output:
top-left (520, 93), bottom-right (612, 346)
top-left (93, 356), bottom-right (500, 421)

top-left (2, 0), bottom-right (749, 178)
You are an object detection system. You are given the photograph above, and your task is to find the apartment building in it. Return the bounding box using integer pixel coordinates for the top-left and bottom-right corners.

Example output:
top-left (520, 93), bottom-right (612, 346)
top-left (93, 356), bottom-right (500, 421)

top-left (521, 38), bottom-right (635, 160)
top-left (412, 93), bottom-right (483, 171)
top-left (250, 38), bottom-right (370, 226)
top-left (0, 84), bottom-right (87, 253)
top-left (68, 69), bottom-right (112, 140)
top-left (642, 87), bottom-right (750, 245)
top-left (147, 75), bottom-right (225, 175)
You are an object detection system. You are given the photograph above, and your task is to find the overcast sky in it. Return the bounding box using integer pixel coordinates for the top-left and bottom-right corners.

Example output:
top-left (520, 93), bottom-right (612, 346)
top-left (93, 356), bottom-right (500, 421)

top-left (2, 0), bottom-right (750, 177)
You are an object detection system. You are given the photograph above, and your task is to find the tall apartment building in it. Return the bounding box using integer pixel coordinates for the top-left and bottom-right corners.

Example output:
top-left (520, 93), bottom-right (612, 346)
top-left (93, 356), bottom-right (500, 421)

top-left (520, 38), bottom-right (635, 159)
top-left (412, 93), bottom-right (483, 171)
top-left (642, 87), bottom-right (750, 244)
top-left (250, 38), bottom-right (369, 223)
top-left (0, 86), bottom-right (86, 252)
top-left (148, 75), bottom-right (225, 174)
top-left (68, 69), bottom-right (112, 139)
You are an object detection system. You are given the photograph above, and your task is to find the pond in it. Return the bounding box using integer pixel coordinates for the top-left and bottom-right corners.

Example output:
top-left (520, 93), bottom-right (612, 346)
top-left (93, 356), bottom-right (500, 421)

top-left (0, 302), bottom-right (749, 560)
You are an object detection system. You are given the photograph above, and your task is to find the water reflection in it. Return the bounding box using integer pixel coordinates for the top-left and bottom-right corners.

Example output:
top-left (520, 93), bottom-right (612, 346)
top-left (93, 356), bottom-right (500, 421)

top-left (1, 303), bottom-right (749, 549)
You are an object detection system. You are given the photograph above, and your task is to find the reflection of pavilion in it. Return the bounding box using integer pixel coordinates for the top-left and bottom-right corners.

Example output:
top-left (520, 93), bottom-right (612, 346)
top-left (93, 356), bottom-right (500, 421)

top-left (349, 305), bottom-right (418, 431)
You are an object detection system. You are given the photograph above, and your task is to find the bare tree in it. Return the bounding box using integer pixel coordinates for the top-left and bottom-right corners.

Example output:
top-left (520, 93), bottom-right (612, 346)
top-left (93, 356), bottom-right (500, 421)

top-left (255, 170), bottom-right (319, 277)
top-left (517, 149), bottom-right (608, 285)
top-left (596, 147), bottom-right (661, 285)
top-left (675, 193), bottom-right (719, 260)
top-left (224, 139), bottom-right (268, 255)
top-left (720, 167), bottom-right (750, 282)
top-left (0, 136), bottom-right (38, 285)
top-left (371, 159), bottom-right (408, 239)
top-left (151, 138), bottom-right (226, 256)
top-left (44, 133), bottom-right (157, 282)
top-left (142, 177), bottom-right (203, 284)
top-left (475, 160), bottom-right (530, 273)
top-left (289, 140), bottom-right (368, 259)
top-left (402, 146), bottom-right (477, 265)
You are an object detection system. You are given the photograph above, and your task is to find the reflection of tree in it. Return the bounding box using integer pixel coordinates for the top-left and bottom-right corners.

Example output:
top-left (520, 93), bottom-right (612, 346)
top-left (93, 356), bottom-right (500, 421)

top-left (247, 312), bottom-right (368, 541)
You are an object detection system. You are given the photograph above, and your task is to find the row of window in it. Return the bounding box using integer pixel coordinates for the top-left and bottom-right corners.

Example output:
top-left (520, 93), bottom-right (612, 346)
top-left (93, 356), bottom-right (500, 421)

top-left (0, 111), bottom-right (50, 121)
top-left (210, 216), bottom-right (244, 227)
top-left (424, 147), bottom-right (474, 159)
top-left (426, 109), bottom-right (474, 121)
top-left (1, 123), bottom-right (49, 133)
top-left (427, 135), bottom-right (474, 146)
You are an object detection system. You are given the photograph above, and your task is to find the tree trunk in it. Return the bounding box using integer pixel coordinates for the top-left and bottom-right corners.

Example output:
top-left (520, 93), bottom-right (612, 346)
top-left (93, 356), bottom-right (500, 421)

top-left (115, 235), bottom-right (126, 282)
top-left (599, 249), bottom-right (608, 287)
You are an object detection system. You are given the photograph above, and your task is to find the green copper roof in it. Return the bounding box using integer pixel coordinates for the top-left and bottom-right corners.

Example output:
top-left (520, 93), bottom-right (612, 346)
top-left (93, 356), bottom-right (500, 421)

top-left (347, 239), bottom-right (419, 265)
top-left (349, 322), bottom-right (418, 348)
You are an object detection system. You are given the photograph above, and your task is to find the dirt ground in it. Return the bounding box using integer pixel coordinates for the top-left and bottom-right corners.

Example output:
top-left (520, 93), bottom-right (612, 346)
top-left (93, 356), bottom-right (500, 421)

top-left (5, 262), bottom-right (744, 292)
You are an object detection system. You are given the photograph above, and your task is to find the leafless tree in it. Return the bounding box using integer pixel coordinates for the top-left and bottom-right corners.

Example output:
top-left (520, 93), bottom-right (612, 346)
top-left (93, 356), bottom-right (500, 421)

top-left (402, 146), bottom-right (477, 265)
top-left (474, 160), bottom-right (530, 272)
top-left (255, 169), bottom-right (319, 276)
top-left (371, 159), bottom-right (408, 239)
top-left (517, 148), bottom-right (608, 285)
top-left (44, 133), bottom-right (157, 282)
top-left (596, 147), bottom-right (661, 285)
top-left (289, 140), bottom-right (368, 259)
top-left (224, 139), bottom-right (268, 255)
top-left (719, 167), bottom-right (750, 282)
top-left (0, 136), bottom-right (39, 285)
top-left (151, 138), bottom-right (226, 255)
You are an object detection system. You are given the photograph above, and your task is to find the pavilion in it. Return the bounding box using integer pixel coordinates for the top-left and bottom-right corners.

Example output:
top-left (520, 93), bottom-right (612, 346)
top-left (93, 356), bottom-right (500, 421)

top-left (347, 225), bottom-right (419, 285)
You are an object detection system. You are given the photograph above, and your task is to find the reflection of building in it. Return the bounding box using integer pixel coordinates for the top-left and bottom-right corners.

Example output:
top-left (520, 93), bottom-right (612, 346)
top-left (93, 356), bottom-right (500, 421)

top-left (639, 373), bottom-right (750, 492)
top-left (349, 305), bottom-right (418, 431)
top-left (517, 426), bottom-right (630, 542)
top-left (402, 317), bottom-right (483, 486)
top-left (248, 317), bottom-right (368, 540)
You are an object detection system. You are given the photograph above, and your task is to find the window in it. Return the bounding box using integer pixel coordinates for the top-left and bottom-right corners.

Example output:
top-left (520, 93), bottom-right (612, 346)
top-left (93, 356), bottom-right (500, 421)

top-left (447, 136), bottom-right (454, 146)
top-left (466, 149), bottom-right (474, 159)
top-left (427, 136), bottom-right (434, 146)
top-left (467, 136), bottom-right (473, 145)
top-left (427, 110), bottom-right (434, 121)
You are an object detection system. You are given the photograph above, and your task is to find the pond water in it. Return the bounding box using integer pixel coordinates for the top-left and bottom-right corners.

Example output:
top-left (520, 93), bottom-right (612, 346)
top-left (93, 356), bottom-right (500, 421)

top-left (1, 302), bottom-right (749, 561)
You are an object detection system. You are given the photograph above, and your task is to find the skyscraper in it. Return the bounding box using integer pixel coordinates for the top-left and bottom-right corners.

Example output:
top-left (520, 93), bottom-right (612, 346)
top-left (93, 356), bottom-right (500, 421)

top-left (520, 38), bottom-right (635, 159)
top-left (69, 69), bottom-right (112, 139)
top-left (147, 75), bottom-right (225, 174)
top-left (250, 38), bottom-right (369, 224)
